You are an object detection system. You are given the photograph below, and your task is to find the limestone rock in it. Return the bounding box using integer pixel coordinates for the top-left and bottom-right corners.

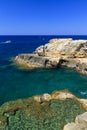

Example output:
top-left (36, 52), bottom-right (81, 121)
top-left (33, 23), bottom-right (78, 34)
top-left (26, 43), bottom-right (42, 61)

top-left (33, 95), bottom-right (41, 102)
top-left (14, 38), bottom-right (87, 75)
top-left (75, 112), bottom-right (87, 127)
top-left (14, 53), bottom-right (49, 68)
top-left (33, 93), bottom-right (51, 102)
top-left (35, 39), bottom-right (87, 56)
top-left (63, 112), bottom-right (87, 130)
top-left (41, 93), bottom-right (51, 102)
top-left (78, 99), bottom-right (87, 110)
top-left (63, 123), bottom-right (84, 130)
top-left (75, 59), bottom-right (87, 74)
top-left (49, 38), bottom-right (72, 44)
top-left (51, 90), bottom-right (74, 100)
top-left (58, 58), bottom-right (79, 69)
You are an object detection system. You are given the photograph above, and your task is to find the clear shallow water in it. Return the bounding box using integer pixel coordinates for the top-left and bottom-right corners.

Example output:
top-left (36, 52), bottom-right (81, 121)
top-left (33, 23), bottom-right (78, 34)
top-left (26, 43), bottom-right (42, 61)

top-left (0, 35), bottom-right (87, 105)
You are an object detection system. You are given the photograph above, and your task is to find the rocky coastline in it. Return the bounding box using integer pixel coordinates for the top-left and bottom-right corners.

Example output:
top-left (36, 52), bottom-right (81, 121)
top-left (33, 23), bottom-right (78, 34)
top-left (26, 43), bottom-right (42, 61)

top-left (2, 38), bottom-right (87, 129)
top-left (0, 90), bottom-right (87, 130)
top-left (14, 38), bottom-right (87, 74)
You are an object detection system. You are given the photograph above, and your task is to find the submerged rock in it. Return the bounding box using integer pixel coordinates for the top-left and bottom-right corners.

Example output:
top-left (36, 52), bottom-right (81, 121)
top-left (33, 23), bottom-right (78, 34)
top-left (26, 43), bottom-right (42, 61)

top-left (14, 38), bottom-right (87, 75)
top-left (0, 90), bottom-right (87, 130)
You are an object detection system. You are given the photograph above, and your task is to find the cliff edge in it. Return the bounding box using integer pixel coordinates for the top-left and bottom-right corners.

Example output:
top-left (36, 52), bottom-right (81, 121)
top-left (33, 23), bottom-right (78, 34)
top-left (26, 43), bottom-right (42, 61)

top-left (14, 38), bottom-right (87, 75)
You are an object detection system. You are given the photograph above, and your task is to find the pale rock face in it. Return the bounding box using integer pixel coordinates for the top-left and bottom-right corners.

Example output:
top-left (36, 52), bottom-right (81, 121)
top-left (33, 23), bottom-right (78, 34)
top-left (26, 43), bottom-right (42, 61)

top-left (33, 91), bottom-right (74, 102)
top-left (75, 112), bottom-right (87, 127)
top-left (63, 123), bottom-right (84, 130)
top-left (35, 45), bottom-right (44, 54)
top-left (57, 40), bottom-right (87, 54)
top-left (45, 57), bottom-right (60, 68)
top-left (58, 92), bottom-right (74, 100)
top-left (63, 112), bottom-right (87, 130)
top-left (79, 99), bottom-right (87, 110)
top-left (41, 93), bottom-right (51, 102)
top-left (33, 96), bottom-right (41, 102)
top-left (14, 38), bottom-right (87, 75)
top-left (33, 93), bottom-right (51, 102)
top-left (51, 91), bottom-right (74, 100)
top-left (36, 39), bottom-right (87, 55)
top-left (49, 38), bottom-right (72, 44)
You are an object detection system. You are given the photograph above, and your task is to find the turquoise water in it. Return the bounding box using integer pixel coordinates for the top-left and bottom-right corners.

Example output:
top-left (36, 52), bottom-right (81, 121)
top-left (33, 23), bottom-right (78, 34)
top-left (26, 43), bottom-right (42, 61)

top-left (0, 64), bottom-right (87, 105)
top-left (0, 35), bottom-right (87, 105)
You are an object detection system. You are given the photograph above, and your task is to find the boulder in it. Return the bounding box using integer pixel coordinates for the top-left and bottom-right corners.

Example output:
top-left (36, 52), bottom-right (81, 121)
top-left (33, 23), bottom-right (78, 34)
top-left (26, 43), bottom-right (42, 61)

top-left (63, 112), bottom-right (87, 130)
top-left (75, 112), bottom-right (87, 127)
top-left (79, 99), bottom-right (87, 110)
top-left (33, 95), bottom-right (41, 102)
top-left (33, 93), bottom-right (51, 102)
top-left (51, 91), bottom-right (74, 100)
top-left (63, 123), bottom-right (84, 130)
top-left (41, 93), bottom-right (51, 102)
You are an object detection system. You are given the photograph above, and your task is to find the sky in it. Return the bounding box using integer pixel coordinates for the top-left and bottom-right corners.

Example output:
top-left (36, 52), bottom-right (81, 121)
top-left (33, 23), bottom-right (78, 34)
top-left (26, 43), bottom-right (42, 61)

top-left (0, 0), bottom-right (87, 35)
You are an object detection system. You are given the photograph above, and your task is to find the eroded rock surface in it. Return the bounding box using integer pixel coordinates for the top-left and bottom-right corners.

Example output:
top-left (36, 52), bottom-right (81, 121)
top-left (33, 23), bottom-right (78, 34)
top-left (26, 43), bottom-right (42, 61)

top-left (0, 90), bottom-right (87, 130)
top-left (63, 112), bottom-right (87, 130)
top-left (14, 38), bottom-right (87, 74)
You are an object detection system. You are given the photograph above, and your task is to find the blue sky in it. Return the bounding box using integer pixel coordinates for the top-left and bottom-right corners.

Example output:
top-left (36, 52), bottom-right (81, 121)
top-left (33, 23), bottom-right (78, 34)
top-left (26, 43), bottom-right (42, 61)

top-left (0, 0), bottom-right (87, 35)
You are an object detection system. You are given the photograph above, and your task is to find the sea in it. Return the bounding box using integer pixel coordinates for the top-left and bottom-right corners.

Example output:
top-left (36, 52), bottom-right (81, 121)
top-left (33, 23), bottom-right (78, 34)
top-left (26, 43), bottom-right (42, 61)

top-left (0, 35), bottom-right (87, 106)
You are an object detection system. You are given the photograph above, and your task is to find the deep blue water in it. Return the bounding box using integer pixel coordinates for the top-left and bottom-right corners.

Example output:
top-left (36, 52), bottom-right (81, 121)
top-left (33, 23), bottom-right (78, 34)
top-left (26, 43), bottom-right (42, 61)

top-left (0, 35), bottom-right (87, 105)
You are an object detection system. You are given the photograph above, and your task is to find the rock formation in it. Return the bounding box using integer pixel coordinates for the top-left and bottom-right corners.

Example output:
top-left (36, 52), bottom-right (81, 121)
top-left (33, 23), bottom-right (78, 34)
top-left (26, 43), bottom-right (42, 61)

top-left (0, 90), bottom-right (87, 130)
top-left (9, 39), bottom-right (87, 129)
top-left (14, 38), bottom-right (87, 74)
top-left (63, 112), bottom-right (87, 130)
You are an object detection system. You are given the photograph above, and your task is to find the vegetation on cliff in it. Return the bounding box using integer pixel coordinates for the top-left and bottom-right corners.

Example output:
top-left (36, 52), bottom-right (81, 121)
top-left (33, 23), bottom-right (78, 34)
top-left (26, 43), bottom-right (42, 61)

top-left (0, 91), bottom-right (86, 130)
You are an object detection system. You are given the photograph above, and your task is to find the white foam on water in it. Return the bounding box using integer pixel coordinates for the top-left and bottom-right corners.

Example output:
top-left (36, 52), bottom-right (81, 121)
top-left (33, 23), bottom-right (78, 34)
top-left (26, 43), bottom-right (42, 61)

top-left (80, 91), bottom-right (87, 95)
top-left (1, 40), bottom-right (12, 44)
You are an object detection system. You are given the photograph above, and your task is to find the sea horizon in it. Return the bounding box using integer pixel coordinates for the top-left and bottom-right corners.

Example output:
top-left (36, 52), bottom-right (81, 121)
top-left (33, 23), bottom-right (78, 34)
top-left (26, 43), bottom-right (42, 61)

top-left (1, 34), bottom-right (87, 36)
top-left (1, 0), bottom-right (87, 129)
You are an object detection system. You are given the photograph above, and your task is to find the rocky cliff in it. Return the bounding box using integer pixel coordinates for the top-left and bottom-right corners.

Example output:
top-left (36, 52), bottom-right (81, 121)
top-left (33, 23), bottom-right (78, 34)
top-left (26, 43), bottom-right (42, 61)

top-left (11, 38), bottom-right (87, 129)
top-left (14, 38), bottom-right (87, 74)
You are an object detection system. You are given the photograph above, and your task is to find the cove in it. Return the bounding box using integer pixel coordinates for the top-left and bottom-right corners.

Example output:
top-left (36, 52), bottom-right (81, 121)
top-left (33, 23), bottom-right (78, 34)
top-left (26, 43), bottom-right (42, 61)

top-left (0, 64), bottom-right (87, 106)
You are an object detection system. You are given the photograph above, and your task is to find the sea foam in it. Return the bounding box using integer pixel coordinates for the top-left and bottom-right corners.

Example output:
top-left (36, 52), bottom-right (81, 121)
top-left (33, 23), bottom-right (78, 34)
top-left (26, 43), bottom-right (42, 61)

top-left (1, 40), bottom-right (11, 44)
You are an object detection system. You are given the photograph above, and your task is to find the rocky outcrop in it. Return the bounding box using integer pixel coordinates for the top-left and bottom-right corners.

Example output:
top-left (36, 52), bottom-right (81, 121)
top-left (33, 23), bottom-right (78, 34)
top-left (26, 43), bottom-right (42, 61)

top-left (14, 53), bottom-right (61, 69)
top-left (0, 90), bottom-right (87, 130)
top-left (63, 112), bottom-right (87, 130)
top-left (33, 90), bottom-right (75, 103)
top-left (35, 38), bottom-right (87, 58)
top-left (14, 38), bottom-right (87, 74)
